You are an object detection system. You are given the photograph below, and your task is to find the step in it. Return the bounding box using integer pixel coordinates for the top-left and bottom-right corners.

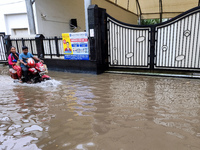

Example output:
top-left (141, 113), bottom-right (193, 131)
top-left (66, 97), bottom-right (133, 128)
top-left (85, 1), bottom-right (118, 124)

top-left (105, 70), bottom-right (200, 79)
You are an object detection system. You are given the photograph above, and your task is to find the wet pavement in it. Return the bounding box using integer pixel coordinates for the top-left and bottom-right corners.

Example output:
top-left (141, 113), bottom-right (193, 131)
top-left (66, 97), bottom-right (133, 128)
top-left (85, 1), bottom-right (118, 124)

top-left (0, 65), bottom-right (200, 150)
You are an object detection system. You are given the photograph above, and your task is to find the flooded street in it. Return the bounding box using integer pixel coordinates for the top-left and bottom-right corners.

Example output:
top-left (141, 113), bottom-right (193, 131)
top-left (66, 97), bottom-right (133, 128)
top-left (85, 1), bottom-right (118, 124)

top-left (0, 65), bottom-right (200, 150)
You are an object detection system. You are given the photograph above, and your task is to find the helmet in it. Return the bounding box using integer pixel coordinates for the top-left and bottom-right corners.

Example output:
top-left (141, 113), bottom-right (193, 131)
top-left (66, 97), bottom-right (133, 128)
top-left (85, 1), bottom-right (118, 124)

top-left (27, 58), bottom-right (35, 68)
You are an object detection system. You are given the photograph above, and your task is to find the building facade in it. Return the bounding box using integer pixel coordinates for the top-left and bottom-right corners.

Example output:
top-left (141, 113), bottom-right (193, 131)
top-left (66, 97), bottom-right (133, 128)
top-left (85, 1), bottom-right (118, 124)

top-left (34, 0), bottom-right (138, 36)
top-left (0, 0), bottom-right (30, 37)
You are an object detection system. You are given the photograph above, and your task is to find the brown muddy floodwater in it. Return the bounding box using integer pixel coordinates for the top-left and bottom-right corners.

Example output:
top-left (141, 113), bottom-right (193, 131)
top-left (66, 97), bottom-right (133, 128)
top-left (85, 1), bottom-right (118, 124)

top-left (0, 65), bottom-right (200, 150)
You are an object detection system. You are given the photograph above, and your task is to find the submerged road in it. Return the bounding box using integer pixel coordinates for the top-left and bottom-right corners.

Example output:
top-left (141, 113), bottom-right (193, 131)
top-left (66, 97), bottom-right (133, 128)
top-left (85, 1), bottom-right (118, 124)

top-left (0, 65), bottom-right (200, 150)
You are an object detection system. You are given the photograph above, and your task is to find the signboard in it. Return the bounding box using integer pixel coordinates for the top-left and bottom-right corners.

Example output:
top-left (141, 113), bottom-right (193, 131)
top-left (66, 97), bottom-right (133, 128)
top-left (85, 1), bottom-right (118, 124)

top-left (62, 32), bottom-right (89, 60)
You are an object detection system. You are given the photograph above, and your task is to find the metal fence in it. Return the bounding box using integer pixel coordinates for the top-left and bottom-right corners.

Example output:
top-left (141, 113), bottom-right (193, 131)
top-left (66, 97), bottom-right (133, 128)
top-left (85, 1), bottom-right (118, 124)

top-left (9, 37), bottom-right (64, 59)
top-left (10, 38), bottom-right (37, 56)
top-left (0, 33), bottom-right (7, 61)
top-left (43, 37), bottom-right (64, 58)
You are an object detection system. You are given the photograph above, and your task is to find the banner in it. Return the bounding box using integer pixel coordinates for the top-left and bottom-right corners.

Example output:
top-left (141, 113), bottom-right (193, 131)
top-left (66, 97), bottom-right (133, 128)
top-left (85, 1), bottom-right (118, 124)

top-left (62, 32), bottom-right (89, 60)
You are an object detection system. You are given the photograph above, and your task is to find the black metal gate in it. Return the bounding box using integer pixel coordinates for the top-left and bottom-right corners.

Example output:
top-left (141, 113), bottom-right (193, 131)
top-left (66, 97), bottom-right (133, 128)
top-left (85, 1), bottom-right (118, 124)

top-left (0, 33), bottom-right (7, 62)
top-left (107, 15), bottom-right (151, 68)
top-left (107, 6), bottom-right (200, 71)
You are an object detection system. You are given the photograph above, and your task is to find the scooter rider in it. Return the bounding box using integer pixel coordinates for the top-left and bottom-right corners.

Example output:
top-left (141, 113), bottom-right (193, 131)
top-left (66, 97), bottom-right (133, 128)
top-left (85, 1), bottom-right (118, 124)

top-left (19, 46), bottom-right (44, 83)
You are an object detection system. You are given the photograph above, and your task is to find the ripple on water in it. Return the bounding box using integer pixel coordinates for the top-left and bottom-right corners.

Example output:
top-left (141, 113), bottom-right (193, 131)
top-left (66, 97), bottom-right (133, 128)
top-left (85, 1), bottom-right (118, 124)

top-left (14, 79), bottom-right (62, 91)
top-left (0, 75), bottom-right (15, 90)
top-left (0, 74), bottom-right (56, 150)
top-left (0, 73), bottom-right (61, 87)
top-left (1, 66), bottom-right (200, 149)
top-left (76, 142), bottom-right (95, 150)
top-left (0, 134), bottom-right (41, 150)
top-left (24, 125), bottom-right (43, 132)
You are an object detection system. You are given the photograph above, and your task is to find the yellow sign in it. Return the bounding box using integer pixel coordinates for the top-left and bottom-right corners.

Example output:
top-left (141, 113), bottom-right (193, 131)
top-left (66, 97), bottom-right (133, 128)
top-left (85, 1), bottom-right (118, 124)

top-left (62, 33), bottom-right (73, 54)
top-left (62, 32), bottom-right (89, 60)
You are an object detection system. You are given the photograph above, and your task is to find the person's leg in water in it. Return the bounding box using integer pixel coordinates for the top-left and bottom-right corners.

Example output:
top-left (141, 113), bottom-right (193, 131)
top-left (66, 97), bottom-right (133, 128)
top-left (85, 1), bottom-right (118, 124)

top-left (21, 67), bottom-right (30, 83)
top-left (13, 65), bottom-right (22, 83)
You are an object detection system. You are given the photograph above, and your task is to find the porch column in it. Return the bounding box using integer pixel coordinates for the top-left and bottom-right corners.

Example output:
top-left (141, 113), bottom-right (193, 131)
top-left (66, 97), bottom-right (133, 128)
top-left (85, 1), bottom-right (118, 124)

top-left (84, 0), bottom-right (92, 33)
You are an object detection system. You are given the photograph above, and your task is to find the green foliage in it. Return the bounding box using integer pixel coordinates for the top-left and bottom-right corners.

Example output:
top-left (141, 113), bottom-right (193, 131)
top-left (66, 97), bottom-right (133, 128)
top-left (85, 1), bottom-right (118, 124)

top-left (141, 19), bottom-right (161, 25)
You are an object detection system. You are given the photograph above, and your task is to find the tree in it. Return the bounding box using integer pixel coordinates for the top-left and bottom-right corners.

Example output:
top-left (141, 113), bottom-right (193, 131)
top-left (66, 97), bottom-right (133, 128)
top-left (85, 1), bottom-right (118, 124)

top-left (141, 19), bottom-right (161, 25)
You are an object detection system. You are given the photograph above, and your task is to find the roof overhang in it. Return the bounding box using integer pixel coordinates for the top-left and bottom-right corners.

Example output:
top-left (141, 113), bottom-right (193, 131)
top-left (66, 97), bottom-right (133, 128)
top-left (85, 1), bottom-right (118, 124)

top-left (106, 0), bottom-right (200, 19)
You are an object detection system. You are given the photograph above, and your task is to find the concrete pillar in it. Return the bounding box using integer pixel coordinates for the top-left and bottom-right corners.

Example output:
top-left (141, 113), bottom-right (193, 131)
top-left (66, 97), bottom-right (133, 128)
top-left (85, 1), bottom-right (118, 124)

top-left (25, 0), bottom-right (36, 34)
top-left (84, 0), bottom-right (91, 33)
top-left (88, 5), bottom-right (108, 73)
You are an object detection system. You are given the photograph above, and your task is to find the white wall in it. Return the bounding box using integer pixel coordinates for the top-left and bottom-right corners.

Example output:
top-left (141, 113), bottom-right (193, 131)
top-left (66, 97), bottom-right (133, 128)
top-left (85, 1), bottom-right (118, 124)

top-left (34, 0), bottom-right (138, 37)
top-left (0, 0), bottom-right (30, 36)
top-left (5, 13), bottom-right (28, 35)
top-left (34, 0), bottom-right (85, 37)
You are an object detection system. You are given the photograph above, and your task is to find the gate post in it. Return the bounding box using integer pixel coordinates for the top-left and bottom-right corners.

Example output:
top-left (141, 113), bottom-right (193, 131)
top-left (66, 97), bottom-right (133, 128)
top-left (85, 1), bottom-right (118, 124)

top-left (99, 7), bottom-right (108, 68)
top-left (35, 34), bottom-right (45, 58)
top-left (88, 5), bottom-right (108, 73)
top-left (4, 35), bottom-right (12, 57)
top-left (150, 26), bottom-right (156, 70)
top-left (21, 38), bottom-right (25, 46)
top-left (88, 5), bottom-right (98, 61)
top-left (54, 36), bottom-right (60, 57)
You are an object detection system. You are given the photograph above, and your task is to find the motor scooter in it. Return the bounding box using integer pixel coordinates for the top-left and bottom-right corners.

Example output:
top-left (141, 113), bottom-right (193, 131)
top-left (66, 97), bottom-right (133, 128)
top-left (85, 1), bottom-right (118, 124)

top-left (9, 57), bottom-right (51, 83)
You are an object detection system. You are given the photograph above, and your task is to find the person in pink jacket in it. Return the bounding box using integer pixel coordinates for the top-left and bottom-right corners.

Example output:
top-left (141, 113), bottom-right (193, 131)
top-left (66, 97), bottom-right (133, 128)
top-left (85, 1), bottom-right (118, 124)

top-left (8, 46), bottom-right (22, 82)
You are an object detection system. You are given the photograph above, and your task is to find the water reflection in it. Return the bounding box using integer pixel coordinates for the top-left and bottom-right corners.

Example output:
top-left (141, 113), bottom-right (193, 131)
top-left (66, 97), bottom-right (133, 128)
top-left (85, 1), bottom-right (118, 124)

top-left (154, 79), bottom-right (200, 135)
top-left (0, 78), bottom-right (44, 149)
top-left (0, 67), bottom-right (59, 149)
top-left (90, 74), bottom-right (200, 150)
top-left (35, 75), bottom-right (98, 150)
top-left (0, 65), bottom-right (200, 150)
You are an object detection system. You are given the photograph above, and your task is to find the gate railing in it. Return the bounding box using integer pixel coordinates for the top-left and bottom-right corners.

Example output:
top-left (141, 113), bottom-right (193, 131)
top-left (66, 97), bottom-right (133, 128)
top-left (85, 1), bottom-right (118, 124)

top-left (43, 37), bottom-right (64, 58)
top-left (107, 6), bottom-right (200, 71)
top-left (0, 33), bottom-right (7, 62)
top-left (107, 14), bottom-right (151, 68)
top-left (155, 7), bottom-right (200, 70)
top-left (4, 35), bottom-right (64, 59)
top-left (10, 38), bottom-right (37, 56)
